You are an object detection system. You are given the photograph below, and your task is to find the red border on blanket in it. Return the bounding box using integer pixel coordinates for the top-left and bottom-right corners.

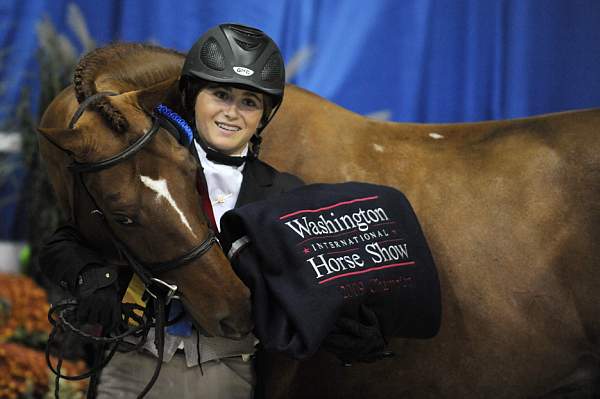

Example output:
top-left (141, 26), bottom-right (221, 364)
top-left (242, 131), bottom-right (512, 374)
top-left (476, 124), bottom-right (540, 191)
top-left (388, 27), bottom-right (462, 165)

top-left (279, 195), bottom-right (379, 220)
top-left (317, 261), bottom-right (416, 284)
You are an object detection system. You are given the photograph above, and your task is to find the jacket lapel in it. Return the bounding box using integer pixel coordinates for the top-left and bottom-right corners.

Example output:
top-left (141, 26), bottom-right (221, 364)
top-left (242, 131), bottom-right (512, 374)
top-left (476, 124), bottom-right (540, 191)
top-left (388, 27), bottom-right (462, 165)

top-left (235, 159), bottom-right (275, 206)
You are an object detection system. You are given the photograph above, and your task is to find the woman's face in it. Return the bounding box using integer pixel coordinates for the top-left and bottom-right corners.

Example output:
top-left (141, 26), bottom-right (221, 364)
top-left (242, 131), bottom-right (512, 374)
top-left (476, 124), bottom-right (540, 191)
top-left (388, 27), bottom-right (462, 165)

top-left (194, 85), bottom-right (264, 155)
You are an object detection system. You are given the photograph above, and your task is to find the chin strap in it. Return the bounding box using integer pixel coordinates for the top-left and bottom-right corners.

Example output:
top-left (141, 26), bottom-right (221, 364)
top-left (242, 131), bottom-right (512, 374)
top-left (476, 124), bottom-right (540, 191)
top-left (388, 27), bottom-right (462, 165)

top-left (195, 136), bottom-right (249, 167)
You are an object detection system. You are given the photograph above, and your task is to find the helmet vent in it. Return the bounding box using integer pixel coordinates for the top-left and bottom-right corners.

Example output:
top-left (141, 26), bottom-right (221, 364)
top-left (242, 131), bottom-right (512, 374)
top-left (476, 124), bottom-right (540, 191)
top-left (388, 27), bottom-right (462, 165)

top-left (230, 25), bottom-right (263, 38)
top-left (200, 38), bottom-right (225, 71)
top-left (261, 53), bottom-right (283, 82)
top-left (235, 38), bottom-right (259, 51)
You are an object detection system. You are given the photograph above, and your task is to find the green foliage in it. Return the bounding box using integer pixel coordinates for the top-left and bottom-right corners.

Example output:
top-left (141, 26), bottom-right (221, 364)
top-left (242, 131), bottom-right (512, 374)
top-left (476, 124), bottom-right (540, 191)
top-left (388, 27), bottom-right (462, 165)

top-left (8, 327), bottom-right (48, 350)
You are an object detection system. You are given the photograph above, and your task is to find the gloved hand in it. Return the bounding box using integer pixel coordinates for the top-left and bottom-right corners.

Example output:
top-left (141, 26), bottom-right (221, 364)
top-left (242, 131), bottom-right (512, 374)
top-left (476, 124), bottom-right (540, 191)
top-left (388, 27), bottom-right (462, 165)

top-left (75, 265), bottom-right (122, 333)
top-left (321, 305), bottom-right (394, 365)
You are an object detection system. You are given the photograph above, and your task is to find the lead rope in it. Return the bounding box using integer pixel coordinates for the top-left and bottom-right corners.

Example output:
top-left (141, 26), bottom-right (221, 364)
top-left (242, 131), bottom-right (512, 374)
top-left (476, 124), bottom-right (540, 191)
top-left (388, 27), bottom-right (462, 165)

top-left (46, 302), bottom-right (148, 379)
top-left (107, 236), bottom-right (173, 399)
top-left (196, 328), bottom-right (204, 375)
top-left (47, 290), bottom-right (178, 398)
top-left (136, 296), bottom-right (166, 398)
top-left (53, 330), bottom-right (66, 399)
top-left (48, 192), bottom-right (210, 398)
top-left (47, 228), bottom-right (181, 398)
top-left (86, 342), bottom-right (104, 399)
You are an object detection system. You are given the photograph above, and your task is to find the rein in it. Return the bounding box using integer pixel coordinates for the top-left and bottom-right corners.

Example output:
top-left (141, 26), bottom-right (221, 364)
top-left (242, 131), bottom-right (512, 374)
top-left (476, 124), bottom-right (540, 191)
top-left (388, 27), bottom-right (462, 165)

top-left (48, 91), bottom-right (219, 399)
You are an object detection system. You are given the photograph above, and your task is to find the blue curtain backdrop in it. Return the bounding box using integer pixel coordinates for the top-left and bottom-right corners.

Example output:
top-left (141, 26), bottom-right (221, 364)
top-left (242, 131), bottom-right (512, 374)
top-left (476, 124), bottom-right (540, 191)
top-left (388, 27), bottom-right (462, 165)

top-left (2, 0), bottom-right (600, 123)
top-left (1, 0), bottom-right (600, 240)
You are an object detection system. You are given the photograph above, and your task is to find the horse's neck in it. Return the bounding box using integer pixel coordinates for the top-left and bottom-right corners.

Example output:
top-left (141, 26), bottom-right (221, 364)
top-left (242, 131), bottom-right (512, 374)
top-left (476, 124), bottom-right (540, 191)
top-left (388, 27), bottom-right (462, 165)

top-left (82, 44), bottom-right (184, 95)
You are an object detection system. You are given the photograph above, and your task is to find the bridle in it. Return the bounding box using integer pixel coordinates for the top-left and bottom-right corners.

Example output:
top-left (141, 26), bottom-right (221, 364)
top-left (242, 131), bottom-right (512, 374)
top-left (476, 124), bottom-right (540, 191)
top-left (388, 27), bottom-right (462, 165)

top-left (48, 91), bottom-right (219, 399)
top-left (67, 91), bottom-right (219, 280)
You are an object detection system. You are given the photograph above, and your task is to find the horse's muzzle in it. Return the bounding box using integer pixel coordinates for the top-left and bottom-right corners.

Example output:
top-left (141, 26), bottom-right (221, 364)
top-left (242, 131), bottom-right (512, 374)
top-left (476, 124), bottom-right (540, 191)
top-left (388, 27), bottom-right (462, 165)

top-left (218, 298), bottom-right (253, 340)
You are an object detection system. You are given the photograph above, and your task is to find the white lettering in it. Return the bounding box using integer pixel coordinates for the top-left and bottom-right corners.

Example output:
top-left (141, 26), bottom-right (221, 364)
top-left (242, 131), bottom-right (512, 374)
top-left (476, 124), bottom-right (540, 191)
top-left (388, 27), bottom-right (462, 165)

top-left (365, 242), bottom-right (409, 264)
top-left (284, 217), bottom-right (311, 238)
top-left (307, 253), bottom-right (365, 279)
top-left (284, 207), bottom-right (390, 238)
top-left (233, 66), bottom-right (254, 76)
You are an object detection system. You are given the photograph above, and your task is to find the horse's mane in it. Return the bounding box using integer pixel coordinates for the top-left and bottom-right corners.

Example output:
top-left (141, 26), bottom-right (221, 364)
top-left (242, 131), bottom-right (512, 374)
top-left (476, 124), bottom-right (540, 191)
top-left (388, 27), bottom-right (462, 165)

top-left (73, 43), bottom-right (185, 132)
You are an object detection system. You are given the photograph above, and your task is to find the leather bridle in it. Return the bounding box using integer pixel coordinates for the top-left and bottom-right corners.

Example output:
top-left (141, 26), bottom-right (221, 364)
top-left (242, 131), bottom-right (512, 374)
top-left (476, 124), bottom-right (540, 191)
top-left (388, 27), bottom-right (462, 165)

top-left (67, 91), bottom-right (219, 286)
top-left (48, 91), bottom-right (219, 399)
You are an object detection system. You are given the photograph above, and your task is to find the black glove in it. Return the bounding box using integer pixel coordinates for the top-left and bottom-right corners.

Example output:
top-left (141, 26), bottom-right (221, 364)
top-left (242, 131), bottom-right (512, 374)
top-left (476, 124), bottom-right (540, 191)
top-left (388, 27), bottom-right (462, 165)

top-left (75, 265), bottom-right (122, 333)
top-left (321, 305), bottom-right (393, 365)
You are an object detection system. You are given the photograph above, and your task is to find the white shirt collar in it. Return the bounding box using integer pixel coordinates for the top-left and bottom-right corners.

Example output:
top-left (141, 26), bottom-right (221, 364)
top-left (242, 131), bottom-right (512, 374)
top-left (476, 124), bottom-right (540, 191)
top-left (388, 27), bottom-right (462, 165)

top-left (194, 140), bottom-right (247, 231)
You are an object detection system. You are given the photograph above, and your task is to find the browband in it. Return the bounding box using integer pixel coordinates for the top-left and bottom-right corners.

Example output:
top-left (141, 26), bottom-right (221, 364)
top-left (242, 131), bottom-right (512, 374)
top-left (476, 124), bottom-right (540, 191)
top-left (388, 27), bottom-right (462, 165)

top-left (68, 116), bottom-right (161, 174)
top-left (154, 103), bottom-right (194, 146)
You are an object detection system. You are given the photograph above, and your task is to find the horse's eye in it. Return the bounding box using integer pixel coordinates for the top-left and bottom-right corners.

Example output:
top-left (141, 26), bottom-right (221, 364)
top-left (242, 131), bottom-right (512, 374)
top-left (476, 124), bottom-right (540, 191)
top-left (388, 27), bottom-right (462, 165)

top-left (114, 214), bottom-right (135, 225)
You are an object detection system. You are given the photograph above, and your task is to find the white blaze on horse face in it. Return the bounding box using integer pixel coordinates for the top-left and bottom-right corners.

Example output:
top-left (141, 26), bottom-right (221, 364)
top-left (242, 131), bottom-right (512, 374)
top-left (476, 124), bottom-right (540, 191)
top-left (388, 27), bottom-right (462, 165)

top-left (140, 175), bottom-right (196, 238)
top-left (429, 132), bottom-right (445, 140)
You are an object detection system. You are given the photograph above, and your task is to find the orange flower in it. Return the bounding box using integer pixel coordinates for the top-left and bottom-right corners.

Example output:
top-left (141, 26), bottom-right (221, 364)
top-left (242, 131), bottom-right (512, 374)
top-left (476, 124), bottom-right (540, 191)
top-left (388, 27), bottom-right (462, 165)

top-left (0, 342), bottom-right (87, 397)
top-left (0, 274), bottom-right (89, 397)
top-left (0, 274), bottom-right (51, 343)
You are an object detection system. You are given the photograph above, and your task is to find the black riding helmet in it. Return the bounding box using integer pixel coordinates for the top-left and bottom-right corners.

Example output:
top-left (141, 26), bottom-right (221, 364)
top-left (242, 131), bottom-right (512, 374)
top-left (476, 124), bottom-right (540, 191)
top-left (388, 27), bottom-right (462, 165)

top-left (179, 23), bottom-right (285, 158)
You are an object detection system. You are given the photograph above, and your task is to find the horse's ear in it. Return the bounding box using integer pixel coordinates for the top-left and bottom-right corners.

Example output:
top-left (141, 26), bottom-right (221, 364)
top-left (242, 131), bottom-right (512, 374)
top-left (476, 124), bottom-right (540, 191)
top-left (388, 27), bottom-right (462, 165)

top-left (37, 127), bottom-right (86, 155)
top-left (125, 77), bottom-right (182, 115)
top-left (161, 78), bottom-right (186, 115)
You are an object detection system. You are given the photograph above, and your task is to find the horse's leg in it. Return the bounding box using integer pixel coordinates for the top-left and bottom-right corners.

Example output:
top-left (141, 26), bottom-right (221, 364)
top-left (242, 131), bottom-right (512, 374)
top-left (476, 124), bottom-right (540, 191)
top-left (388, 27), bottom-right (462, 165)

top-left (534, 354), bottom-right (600, 399)
top-left (538, 203), bottom-right (600, 398)
top-left (256, 351), bottom-right (300, 399)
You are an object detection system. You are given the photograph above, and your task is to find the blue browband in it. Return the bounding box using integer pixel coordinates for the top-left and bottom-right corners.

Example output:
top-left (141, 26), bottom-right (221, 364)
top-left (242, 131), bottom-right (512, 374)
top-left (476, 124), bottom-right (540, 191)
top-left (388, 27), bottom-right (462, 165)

top-left (155, 103), bottom-right (248, 166)
top-left (154, 104), bottom-right (194, 146)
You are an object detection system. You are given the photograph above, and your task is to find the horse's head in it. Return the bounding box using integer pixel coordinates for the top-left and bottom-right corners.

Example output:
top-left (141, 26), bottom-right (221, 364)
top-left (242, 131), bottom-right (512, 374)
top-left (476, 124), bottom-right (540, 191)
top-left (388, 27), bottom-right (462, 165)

top-left (38, 76), bottom-right (252, 339)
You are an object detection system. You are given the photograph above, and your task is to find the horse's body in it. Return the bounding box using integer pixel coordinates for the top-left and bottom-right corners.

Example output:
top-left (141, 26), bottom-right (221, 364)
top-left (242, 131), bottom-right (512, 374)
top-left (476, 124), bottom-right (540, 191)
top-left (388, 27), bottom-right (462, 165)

top-left (258, 86), bottom-right (600, 398)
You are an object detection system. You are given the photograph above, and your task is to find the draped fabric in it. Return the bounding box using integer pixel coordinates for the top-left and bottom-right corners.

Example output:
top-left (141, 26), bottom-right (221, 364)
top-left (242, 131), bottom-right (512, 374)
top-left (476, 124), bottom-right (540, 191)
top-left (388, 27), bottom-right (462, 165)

top-left (1, 0), bottom-right (599, 124)
top-left (1, 0), bottom-right (600, 241)
top-left (220, 182), bottom-right (441, 358)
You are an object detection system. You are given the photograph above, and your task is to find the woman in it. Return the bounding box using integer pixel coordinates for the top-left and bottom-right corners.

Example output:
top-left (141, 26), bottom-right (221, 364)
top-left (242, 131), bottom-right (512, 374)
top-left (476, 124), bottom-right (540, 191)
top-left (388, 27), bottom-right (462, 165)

top-left (41, 24), bottom-right (385, 399)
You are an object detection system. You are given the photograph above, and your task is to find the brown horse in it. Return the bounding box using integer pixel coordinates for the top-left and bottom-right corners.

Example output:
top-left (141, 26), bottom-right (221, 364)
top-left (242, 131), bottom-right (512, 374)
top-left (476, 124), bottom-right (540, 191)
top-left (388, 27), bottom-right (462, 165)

top-left (39, 42), bottom-right (600, 397)
top-left (37, 44), bottom-right (252, 339)
top-left (257, 86), bottom-right (600, 398)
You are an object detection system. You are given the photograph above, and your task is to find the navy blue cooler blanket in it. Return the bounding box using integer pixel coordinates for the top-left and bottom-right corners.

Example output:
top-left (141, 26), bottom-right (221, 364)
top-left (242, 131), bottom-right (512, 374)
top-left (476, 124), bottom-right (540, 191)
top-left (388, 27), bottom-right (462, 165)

top-left (220, 182), bottom-right (441, 359)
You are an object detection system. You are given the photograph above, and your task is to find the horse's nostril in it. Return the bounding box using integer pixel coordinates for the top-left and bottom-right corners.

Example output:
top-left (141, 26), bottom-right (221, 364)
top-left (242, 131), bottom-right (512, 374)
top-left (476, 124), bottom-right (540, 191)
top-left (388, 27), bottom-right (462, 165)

top-left (219, 315), bottom-right (253, 340)
top-left (220, 319), bottom-right (239, 338)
